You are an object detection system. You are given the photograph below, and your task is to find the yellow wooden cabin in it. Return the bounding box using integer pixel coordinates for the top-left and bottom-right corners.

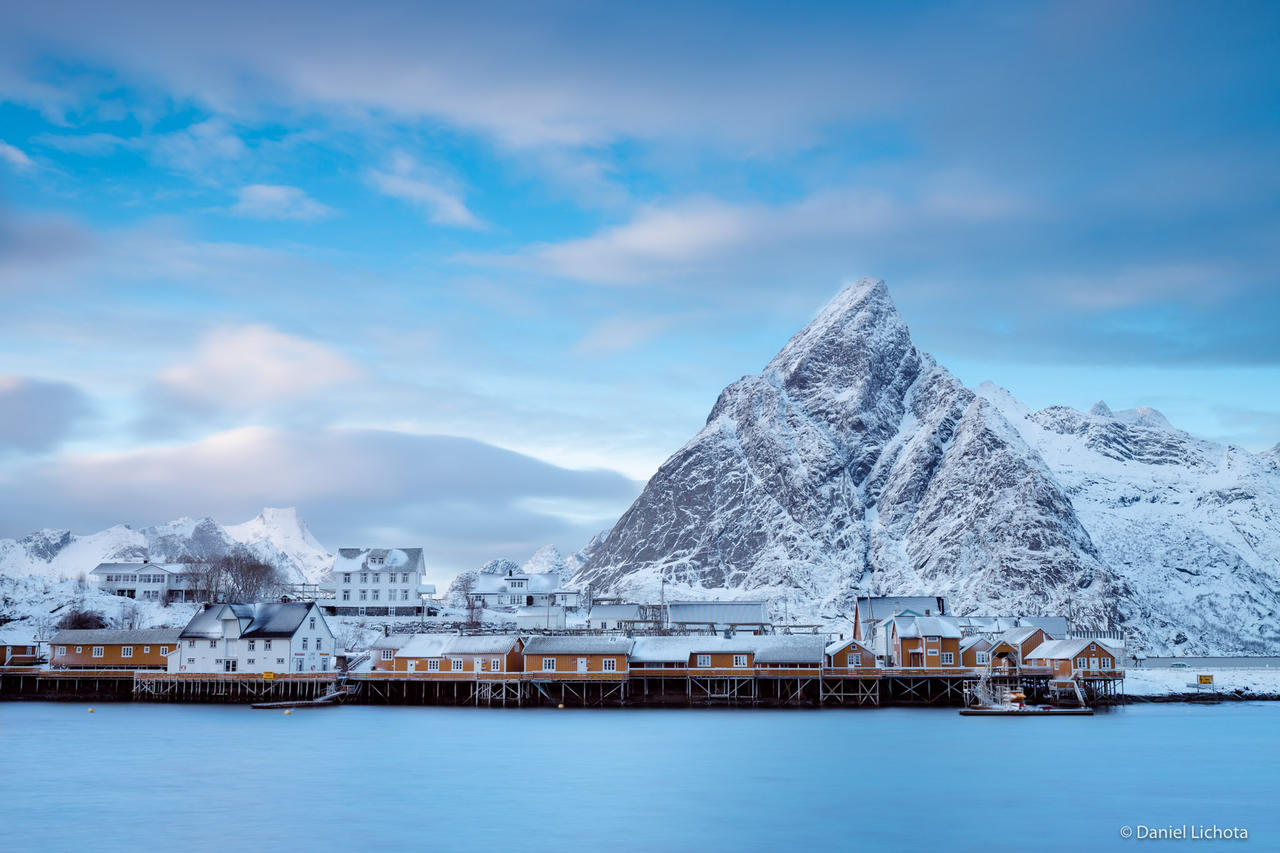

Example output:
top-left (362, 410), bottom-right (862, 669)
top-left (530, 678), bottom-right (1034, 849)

top-left (522, 636), bottom-right (633, 679)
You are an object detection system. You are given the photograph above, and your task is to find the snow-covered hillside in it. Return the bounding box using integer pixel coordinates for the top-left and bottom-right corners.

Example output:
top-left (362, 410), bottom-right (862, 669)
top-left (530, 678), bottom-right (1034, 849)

top-left (0, 574), bottom-right (198, 643)
top-left (0, 507), bottom-right (332, 584)
top-left (574, 278), bottom-right (1280, 654)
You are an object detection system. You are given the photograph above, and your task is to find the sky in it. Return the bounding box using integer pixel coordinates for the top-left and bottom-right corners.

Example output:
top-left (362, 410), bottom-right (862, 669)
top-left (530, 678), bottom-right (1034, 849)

top-left (0, 0), bottom-right (1278, 577)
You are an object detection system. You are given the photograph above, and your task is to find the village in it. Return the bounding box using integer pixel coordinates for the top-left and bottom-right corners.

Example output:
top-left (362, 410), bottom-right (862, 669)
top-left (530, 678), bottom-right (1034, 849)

top-left (0, 547), bottom-right (1127, 710)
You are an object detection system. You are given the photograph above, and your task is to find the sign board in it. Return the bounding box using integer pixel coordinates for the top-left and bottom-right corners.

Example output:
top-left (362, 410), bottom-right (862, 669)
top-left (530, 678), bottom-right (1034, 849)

top-left (262, 671), bottom-right (275, 681)
top-left (1198, 674), bottom-right (1213, 686)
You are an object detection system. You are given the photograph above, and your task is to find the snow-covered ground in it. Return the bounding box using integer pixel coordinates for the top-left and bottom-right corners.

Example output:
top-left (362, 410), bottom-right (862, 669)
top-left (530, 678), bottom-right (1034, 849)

top-left (1124, 667), bottom-right (1280, 697)
top-left (0, 574), bottom-right (198, 642)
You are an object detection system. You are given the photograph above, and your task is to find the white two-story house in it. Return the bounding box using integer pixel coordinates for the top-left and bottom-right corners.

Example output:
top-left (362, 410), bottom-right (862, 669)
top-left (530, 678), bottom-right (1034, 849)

top-left (91, 561), bottom-right (207, 603)
top-left (328, 548), bottom-right (437, 617)
top-left (170, 602), bottom-right (335, 674)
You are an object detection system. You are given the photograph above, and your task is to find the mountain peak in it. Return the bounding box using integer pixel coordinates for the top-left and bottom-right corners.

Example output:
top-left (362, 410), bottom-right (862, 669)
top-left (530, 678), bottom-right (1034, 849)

top-left (1113, 406), bottom-right (1172, 430)
top-left (1088, 400), bottom-right (1114, 418)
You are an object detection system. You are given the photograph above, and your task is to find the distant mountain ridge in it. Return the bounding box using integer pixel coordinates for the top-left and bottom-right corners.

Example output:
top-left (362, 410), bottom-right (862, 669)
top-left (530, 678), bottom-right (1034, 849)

top-left (574, 278), bottom-right (1280, 654)
top-left (0, 507), bottom-right (331, 584)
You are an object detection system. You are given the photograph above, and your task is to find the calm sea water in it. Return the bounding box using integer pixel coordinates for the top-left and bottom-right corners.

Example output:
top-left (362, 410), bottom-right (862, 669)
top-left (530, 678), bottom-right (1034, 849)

top-left (2, 701), bottom-right (1275, 852)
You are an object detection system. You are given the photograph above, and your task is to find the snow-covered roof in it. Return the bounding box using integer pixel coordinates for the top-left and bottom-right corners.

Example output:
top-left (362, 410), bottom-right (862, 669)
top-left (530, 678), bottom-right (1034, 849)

top-left (824, 637), bottom-right (873, 656)
top-left (334, 548), bottom-right (425, 574)
top-left (178, 602), bottom-right (320, 640)
top-left (753, 635), bottom-right (827, 664)
top-left (370, 634), bottom-right (413, 650)
top-left (50, 628), bottom-right (182, 645)
top-left (667, 601), bottom-right (767, 625)
top-left (393, 633), bottom-right (522, 659)
top-left (893, 614), bottom-right (962, 639)
top-left (588, 604), bottom-right (641, 621)
top-left (522, 636), bottom-right (634, 656)
top-left (1025, 638), bottom-right (1121, 660)
top-left (90, 562), bottom-right (190, 575)
top-left (856, 596), bottom-right (946, 622)
top-left (515, 606), bottom-right (564, 617)
top-left (1018, 616), bottom-right (1069, 636)
top-left (472, 572), bottom-right (571, 594)
top-left (996, 626), bottom-right (1046, 646)
top-left (396, 634), bottom-right (454, 658)
top-left (959, 636), bottom-right (992, 652)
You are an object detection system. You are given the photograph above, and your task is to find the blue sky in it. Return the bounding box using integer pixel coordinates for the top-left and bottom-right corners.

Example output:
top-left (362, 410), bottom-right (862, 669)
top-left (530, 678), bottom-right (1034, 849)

top-left (0, 0), bottom-right (1277, 577)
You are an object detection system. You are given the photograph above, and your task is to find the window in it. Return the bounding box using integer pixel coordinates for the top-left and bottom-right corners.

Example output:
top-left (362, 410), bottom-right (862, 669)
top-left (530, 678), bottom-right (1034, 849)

top-left (92, 646), bottom-right (104, 658)
top-left (187, 658), bottom-right (195, 664)
top-left (925, 636), bottom-right (940, 642)
top-left (602, 658), bottom-right (618, 672)
top-left (309, 617), bottom-right (316, 630)
top-left (210, 640), bottom-right (218, 648)
top-left (56, 646), bottom-right (66, 657)
top-left (926, 648), bottom-right (939, 656)
top-left (316, 638), bottom-right (322, 650)
top-left (248, 640), bottom-right (255, 651)
top-left (941, 652), bottom-right (954, 665)
top-left (276, 658), bottom-right (285, 664)
top-left (343, 573), bottom-right (351, 584)
top-left (732, 655), bottom-right (747, 668)
top-left (187, 640), bottom-right (195, 648)
top-left (372, 590), bottom-right (380, 601)
top-left (381, 649), bottom-right (394, 661)
top-left (122, 646), bottom-right (134, 658)
top-left (1102, 657), bottom-right (1113, 668)
top-left (401, 590), bottom-right (409, 601)
top-left (301, 638), bottom-right (308, 650)
top-left (360, 573), bottom-right (368, 583)
top-left (543, 657), bottom-right (557, 671)
top-left (976, 652), bottom-right (988, 665)
top-left (75, 646), bottom-right (83, 654)
top-left (451, 658), bottom-right (464, 671)
top-left (427, 659), bottom-right (440, 671)
top-left (343, 590), bottom-right (350, 601)
top-left (247, 659), bottom-right (255, 665)
top-left (696, 654), bottom-right (711, 668)
top-left (263, 640), bottom-right (271, 651)
top-left (848, 653), bottom-right (861, 667)
top-left (371, 573), bottom-right (379, 584)
top-left (491, 658), bottom-right (501, 671)
top-left (1076, 657), bottom-right (1088, 668)
top-left (143, 646), bottom-right (151, 654)
top-left (160, 646), bottom-right (168, 655)
top-left (359, 590), bottom-right (367, 601)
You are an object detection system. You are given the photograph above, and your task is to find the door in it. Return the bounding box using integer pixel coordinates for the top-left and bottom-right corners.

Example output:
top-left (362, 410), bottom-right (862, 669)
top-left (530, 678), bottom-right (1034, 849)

top-left (577, 657), bottom-right (588, 673)
top-left (224, 659), bottom-right (237, 673)
top-left (909, 652), bottom-right (923, 667)
top-left (1089, 656), bottom-right (1099, 671)
top-left (474, 658), bottom-right (483, 673)
top-left (295, 657), bottom-right (304, 672)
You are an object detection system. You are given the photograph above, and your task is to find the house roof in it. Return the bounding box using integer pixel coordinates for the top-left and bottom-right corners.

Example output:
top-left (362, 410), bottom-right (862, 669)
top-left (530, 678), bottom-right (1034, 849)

top-left (893, 614), bottom-right (962, 639)
top-left (824, 637), bottom-right (874, 656)
top-left (334, 548), bottom-right (425, 574)
top-left (666, 601), bottom-right (768, 625)
top-left (1025, 638), bottom-right (1121, 661)
top-left (627, 635), bottom-right (826, 663)
top-left (753, 635), bottom-right (827, 664)
top-left (50, 628), bottom-right (182, 645)
top-left (178, 602), bottom-right (320, 640)
top-left (856, 596), bottom-right (946, 623)
top-left (588, 604), bottom-right (641, 621)
top-left (472, 572), bottom-right (571, 595)
top-left (959, 636), bottom-right (992, 653)
top-left (996, 626), bottom-right (1046, 646)
top-left (522, 636), bottom-right (635, 656)
top-left (90, 562), bottom-right (190, 575)
top-left (1017, 616), bottom-right (1070, 636)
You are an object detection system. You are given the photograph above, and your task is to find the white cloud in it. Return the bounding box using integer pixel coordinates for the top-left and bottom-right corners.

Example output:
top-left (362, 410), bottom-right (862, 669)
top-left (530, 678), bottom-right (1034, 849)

top-left (157, 325), bottom-right (361, 409)
top-left (367, 153), bottom-right (484, 229)
top-left (574, 315), bottom-right (677, 355)
top-left (0, 139), bottom-right (34, 170)
top-left (230, 184), bottom-right (333, 221)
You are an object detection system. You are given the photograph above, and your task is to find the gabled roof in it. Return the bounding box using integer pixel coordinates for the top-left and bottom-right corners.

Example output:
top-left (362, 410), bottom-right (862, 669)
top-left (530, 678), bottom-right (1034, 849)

top-left (959, 636), bottom-right (992, 653)
top-left (892, 614), bottom-right (962, 639)
top-left (825, 637), bottom-right (874, 656)
top-left (334, 548), bottom-right (425, 574)
top-left (996, 626), bottom-right (1047, 647)
top-left (856, 596), bottom-right (946, 622)
top-left (1025, 638), bottom-right (1121, 661)
top-left (753, 636), bottom-right (826, 664)
top-left (178, 602), bottom-right (320, 640)
top-left (50, 628), bottom-right (182, 645)
top-left (523, 636), bottom-right (634, 656)
top-left (90, 562), bottom-right (190, 575)
top-left (588, 604), bottom-right (641, 621)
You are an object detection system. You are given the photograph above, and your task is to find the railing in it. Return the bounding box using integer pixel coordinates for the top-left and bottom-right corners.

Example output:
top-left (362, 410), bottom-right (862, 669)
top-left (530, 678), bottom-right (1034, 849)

top-left (347, 670), bottom-right (523, 681)
top-left (134, 671), bottom-right (336, 681)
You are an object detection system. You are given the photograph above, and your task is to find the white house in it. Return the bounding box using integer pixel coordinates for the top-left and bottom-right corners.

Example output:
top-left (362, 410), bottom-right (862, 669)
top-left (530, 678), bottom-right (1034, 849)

top-left (171, 602), bottom-right (335, 674)
top-left (329, 548), bottom-right (437, 617)
top-left (90, 561), bottom-right (206, 603)
top-left (468, 568), bottom-right (581, 610)
top-left (587, 604), bottom-right (641, 631)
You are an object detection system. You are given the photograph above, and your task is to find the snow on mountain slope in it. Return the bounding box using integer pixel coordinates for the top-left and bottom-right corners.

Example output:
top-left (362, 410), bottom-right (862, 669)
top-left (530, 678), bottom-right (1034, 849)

top-left (977, 383), bottom-right (1280, 654)
top-left (576, 278), bottom-right (1118, 634)
top-left (0, 508), bottom-right (332, 584)
top-left (0, 574), bottom-right (199, 642)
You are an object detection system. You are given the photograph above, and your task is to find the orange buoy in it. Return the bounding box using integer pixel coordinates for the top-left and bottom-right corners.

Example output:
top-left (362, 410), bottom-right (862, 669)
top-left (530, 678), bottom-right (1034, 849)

top-left (558, 703), bottom-right (565, 709)
top-left (87, 708), bottom-right (95, 714)
top-left (284, 709), bottom-right (292, 716)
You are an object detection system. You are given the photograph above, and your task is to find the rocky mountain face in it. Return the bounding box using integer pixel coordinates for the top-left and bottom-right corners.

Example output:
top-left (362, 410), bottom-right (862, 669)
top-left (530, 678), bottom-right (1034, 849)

top-left (0, 507), bottom-right (331, 584)
top-left (574, 278), bottom-right (1280, 654)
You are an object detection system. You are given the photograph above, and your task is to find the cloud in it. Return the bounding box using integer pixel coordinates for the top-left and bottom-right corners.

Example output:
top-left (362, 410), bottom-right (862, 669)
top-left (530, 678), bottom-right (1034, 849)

top-left (0, 376), bottom-right (93, 453)
top-left (367, 153), bottom-right (484, 229)
top-left (156, 325), bottom-right (362, 410)
top-left (0, 139), bottom-right (35, 170)
top-left (0, 426), bottom-right (641, 574)
top-left (574, 315), bottom-right (678, 355)
top-left (149, 117), bottom-right (246, 176)
top-left (229, 184), bottom-right (333, 221)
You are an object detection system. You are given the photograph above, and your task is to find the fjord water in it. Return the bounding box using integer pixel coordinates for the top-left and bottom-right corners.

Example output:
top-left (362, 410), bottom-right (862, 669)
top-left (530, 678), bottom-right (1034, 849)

top-left (2, 702), bottom-right (1275, 852)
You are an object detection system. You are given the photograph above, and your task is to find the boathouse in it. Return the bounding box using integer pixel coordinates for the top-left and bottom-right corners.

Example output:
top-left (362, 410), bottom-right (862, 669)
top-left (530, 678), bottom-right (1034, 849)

top-left (959, 636), bottom-right (993, 669)
top-left (50, 628), bottom-right (180, 670)
top-left (394, 634), bottom-right (524, 676)
top-left (666, 601), bottom-right (768, 634)
top-left (0, 628), bottom-right (41, 667)
top-left (987, 626), bottom-right (1053, 672)
top-left (1024, 638), bottom-right (1124, 678)
top-left (887, 613), bottom-right (963, 669)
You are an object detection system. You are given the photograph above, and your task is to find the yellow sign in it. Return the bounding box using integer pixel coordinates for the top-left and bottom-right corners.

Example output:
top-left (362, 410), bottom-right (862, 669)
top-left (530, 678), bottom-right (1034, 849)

top-left (1198, 674), bottom-right (1213, 685)
top-left (262, 672), bottom-right (275, 681)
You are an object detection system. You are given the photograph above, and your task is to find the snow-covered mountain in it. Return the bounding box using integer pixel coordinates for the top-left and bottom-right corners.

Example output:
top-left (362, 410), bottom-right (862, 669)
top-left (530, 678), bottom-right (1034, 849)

top-left (0, 507), bottom-right (332, 584)
top-left (574, 278), bottom-right (1280, 654)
